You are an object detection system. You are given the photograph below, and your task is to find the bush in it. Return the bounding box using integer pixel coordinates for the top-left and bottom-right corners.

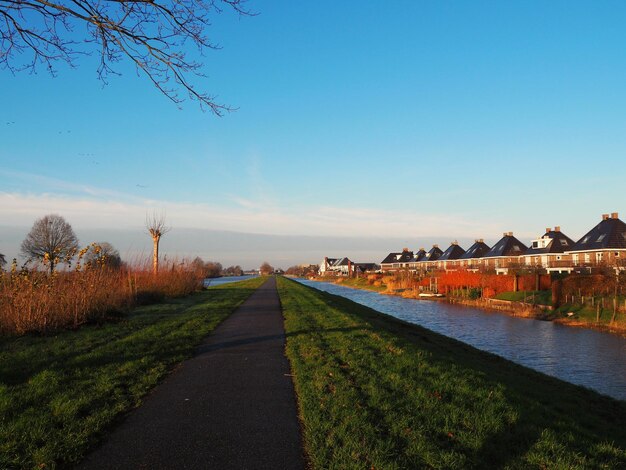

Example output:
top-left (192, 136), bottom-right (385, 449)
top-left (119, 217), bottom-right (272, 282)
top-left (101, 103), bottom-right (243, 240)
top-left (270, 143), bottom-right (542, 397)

top-left (468, 288), bottom-right (482, 300)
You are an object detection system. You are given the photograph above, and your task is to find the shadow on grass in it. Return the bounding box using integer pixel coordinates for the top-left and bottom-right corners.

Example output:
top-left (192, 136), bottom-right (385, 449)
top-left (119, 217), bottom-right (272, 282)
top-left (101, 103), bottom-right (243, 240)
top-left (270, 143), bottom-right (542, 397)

top-left (0, 287), bottom-right (258, 387)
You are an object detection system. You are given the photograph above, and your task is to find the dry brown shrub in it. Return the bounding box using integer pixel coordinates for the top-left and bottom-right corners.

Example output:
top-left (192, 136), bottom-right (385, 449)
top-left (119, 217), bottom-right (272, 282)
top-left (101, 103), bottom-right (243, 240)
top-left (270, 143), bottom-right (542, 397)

top-left (0, 247), bottom-right (204, 335)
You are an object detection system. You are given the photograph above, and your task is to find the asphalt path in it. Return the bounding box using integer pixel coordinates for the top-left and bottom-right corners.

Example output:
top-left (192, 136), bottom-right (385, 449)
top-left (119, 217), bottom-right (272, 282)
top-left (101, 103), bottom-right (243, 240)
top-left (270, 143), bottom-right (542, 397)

top-left (77, 277), bottom-right (305, 470)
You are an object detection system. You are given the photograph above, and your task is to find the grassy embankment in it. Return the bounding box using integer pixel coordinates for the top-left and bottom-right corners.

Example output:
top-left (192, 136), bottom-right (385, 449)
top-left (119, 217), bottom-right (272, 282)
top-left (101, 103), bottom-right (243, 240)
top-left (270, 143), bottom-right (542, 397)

top-left (332, 276), bottom-right (387, 292)
top-left (278, 277), bottom-right (626, 469)
top-left (493, 290), bottom-right (552, 305)
top-left (0, 277), bottom-right (265, 469)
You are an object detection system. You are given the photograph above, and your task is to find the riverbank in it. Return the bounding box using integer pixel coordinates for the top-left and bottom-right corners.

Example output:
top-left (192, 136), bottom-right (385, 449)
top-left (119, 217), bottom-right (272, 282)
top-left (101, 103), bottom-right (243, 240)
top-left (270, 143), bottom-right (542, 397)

top-left (279, 277), bottom-right (626, 468)
top-left (0, 277), bottom-right (265, 469)
top-left (312, 276), bottom-right (626, 336)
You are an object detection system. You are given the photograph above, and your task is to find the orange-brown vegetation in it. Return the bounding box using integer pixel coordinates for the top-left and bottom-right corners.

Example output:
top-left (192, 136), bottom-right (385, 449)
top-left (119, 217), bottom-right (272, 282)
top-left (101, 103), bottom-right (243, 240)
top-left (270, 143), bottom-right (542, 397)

top-left (0, 245), bottom-right (204, 335)
top-left (435, 271), bottom-right (551, 298)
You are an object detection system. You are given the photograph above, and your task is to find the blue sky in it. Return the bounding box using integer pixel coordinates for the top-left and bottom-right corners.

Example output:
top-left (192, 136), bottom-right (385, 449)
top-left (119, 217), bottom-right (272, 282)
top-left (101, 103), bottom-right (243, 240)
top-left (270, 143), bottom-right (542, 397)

top-left (2, 1), bottom-right (626, 266)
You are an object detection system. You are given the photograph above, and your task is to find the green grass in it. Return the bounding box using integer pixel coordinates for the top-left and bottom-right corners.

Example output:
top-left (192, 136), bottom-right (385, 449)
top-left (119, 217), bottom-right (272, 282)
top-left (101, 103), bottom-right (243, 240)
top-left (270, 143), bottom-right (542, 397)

top-left (0, 277), bottom-right (265, 469)
top-left (278, 277), bottom-right (626, 469)
top-left (335, 277), bottom-right (387, 292)
top-left (494, 290), bottom-right (552, 306)
top-left (553, 303), bottom-right (626, 328)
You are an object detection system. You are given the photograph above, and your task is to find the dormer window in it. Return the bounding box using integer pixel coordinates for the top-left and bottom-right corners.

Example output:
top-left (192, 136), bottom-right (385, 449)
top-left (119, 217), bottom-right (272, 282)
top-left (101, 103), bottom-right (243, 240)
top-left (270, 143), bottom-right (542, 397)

top-left (532, 241), bottom-right (539, 248)
top-left (597, 234), bottom-right (606, 242)
top-left (559, 239), bottom-right (568, 246)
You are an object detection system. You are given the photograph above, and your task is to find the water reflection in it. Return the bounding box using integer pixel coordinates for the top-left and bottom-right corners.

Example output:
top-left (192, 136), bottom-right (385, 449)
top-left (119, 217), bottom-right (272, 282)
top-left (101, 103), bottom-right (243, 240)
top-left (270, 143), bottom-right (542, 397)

top-left (203, 275), bottom-right (257, 287)
top-left (297, 279), bottom-right (626, 401)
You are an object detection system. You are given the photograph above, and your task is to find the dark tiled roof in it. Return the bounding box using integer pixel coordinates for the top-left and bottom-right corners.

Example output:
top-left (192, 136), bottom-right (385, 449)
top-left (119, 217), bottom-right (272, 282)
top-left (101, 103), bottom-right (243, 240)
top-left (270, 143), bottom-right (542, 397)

top-left (570, 216), bottom-right (626, 251)
top-left (381, 251), bottom-right (414, 264)
top-left (524, 229), bottom-right (575, 256)
top-left (438, 243), bottom-right (466, 261)
top-left (335, 257), bottom-right (352, 266)
top-left (484, 234), bottom-right (528, 258)
top-left (459, 241), bottom-right (491, 259)
top-left (414, 249), bottom-right (427, 261)
top-left (422, 246), bottom-right (444, 262)
top-left (355, 263), bottom-right (379, 271)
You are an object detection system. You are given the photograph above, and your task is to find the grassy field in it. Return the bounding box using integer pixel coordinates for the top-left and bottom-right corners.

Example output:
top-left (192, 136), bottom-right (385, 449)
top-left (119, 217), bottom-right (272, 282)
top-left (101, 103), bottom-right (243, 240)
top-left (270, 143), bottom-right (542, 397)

top-left (334, 276), bottom-right (387, 292)
top-left (493, 290), bottom-right (552, 305)
top-left (278, 277), bottom-right (626, 469)
top-left (0, 277), bottom-right (265, 469)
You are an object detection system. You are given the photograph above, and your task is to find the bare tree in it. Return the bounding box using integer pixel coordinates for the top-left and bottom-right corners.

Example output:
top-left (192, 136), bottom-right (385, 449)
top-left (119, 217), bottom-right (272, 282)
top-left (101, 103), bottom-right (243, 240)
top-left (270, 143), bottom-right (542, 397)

top-left (21, 214), bottom-right (79, 274)
top-left (84, 242), bottom-right (122, 269)
top-left (0, 0), bottom-right (253, 113)
top-left (146, 212), bottom-right (170, 274)
top-left (259, 261), bottom-right (273, 275)
top-left (0, 253), bottom-right (6, 270)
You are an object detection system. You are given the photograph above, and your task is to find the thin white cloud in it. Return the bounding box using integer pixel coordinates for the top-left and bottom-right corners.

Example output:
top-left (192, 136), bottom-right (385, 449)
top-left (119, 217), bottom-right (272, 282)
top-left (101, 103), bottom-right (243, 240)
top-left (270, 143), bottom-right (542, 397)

top-left (0, 190), bottom-right (503, 239)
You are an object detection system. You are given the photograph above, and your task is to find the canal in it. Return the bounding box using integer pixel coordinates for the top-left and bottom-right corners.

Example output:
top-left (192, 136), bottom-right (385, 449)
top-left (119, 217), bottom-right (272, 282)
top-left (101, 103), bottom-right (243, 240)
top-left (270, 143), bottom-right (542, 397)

top-left (297, 279), bottom-right (626, 401)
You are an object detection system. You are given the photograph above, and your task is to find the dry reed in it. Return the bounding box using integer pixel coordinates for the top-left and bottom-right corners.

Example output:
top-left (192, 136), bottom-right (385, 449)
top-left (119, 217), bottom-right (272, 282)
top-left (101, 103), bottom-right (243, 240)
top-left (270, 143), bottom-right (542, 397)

top-left (0, 246), bottom-right (205, 335)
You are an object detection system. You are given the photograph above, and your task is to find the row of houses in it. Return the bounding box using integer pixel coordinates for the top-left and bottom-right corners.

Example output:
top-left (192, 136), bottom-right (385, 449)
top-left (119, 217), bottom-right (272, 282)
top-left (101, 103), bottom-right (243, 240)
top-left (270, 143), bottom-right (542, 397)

top-left (319, 257), bottom-right (379, 276)
top-left (381, 212), bottom-right (626, 275)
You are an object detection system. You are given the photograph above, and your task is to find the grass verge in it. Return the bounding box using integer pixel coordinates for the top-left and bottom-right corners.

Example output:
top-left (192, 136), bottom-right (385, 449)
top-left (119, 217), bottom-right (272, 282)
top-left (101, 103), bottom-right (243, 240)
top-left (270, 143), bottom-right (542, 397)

top-left (493, 290), bottom-right (552, 305)
top-left (278, 277), bottom-right (626, 469)
top-left (0, 277), bottom-right (265, 469)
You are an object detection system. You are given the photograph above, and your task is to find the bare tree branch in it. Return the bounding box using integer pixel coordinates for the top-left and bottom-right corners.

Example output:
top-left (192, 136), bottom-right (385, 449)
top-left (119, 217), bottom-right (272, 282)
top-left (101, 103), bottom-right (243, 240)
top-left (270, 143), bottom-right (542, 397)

top-left (0, 0), bottom-right (253, 112)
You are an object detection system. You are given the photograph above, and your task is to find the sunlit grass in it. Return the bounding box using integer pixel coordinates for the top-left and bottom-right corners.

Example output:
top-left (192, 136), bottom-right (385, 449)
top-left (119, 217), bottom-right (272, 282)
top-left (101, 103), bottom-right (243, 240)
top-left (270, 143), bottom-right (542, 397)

top-left (278, 277), bottom-right (626, 469)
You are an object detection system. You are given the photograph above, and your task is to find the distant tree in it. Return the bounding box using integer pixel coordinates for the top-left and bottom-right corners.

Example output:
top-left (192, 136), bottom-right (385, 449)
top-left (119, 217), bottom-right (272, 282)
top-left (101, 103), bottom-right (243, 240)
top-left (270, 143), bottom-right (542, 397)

top-left (259, 261), bottom-right (273, 275)
top-left (205, 261), bottom-right (223, 278)
top-left (21, 214), bottom-right (79, 274)
top-left (285, 264), bottom-right (318, 277)
top-left (0, 0), bottom-right (253, 112)
top-left (0, 253), bottom-right (6, 270)
top-left (223, 265), bottom-right (243, 276)
top-left (190, 256), bottom-right (206, 274)
top-left (146, 212), bottom-right (170, 274)
top-left (84, 242), bottom-right (122, 269)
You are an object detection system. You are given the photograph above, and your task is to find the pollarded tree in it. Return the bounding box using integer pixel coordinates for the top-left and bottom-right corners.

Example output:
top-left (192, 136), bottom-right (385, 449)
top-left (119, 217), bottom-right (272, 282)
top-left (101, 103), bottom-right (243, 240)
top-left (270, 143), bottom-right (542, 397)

top-left (21, 214), bottom-right (79, 274)
top-left (146, 212), bottom-right (170, 274)
top-left (0, 0), bottom-right (252, 112)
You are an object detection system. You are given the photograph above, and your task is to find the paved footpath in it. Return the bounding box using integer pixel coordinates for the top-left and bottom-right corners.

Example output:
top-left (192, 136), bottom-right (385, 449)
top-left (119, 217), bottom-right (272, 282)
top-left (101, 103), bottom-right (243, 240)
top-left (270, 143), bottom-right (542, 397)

top-left (77, 277), bottom-right (305, 470)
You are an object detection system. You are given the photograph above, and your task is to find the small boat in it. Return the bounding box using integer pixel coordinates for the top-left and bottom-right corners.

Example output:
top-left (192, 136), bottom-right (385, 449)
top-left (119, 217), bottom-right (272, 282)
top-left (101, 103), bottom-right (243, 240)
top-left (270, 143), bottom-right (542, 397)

top-left (419, 293), bottom-right (444, 298)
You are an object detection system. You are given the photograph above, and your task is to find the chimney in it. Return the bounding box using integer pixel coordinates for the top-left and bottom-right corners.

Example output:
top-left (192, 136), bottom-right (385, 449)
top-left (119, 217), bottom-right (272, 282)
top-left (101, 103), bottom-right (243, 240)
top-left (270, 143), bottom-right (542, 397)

top-left (503, 232), bottom-right (507, 237)
top-left (545, 227), bottom-right (551, 233)
top-left (479, 238), bottom-right (484, 243)
top-left (612, 212), bottom-right (619, 219)
top-left (451, 240), bottom-right (458, 245)
top-left (555, 226), bottom-right (561, 232)
top-left (433, 244), bottom-right (439, 248)
top-left (419, 247), bottom-right (424, 251)
top-left (507, 232), bottom-right (513, 237)
top-left (602, 214), bottom-right (610, 220)
top-left (402, 247), bottom-right (409, 252)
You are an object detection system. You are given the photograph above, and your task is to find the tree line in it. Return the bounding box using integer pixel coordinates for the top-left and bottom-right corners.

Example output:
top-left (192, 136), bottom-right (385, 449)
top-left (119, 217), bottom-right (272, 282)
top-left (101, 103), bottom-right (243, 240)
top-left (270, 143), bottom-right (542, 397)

top-left (0, 213), bottom-right (246, 279)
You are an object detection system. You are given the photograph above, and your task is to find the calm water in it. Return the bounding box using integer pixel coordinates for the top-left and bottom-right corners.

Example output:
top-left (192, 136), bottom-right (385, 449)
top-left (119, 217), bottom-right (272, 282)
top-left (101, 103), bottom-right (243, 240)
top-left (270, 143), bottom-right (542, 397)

top-left (297, 279), bottom-right (626, 401)
top-left (203, 275), bottom-right (257, 287)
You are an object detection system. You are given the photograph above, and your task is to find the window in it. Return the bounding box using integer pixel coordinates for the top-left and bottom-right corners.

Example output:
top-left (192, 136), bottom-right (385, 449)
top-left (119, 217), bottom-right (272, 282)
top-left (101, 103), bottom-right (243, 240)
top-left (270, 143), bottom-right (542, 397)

top-left (597, 234), bottom-right (606, 242)
top-left (582, 236), bottom-right (591, 244)
top-left (532, 241), bottom-right (539, 248)
top-left (560, 239), bottom-right (569, 246)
